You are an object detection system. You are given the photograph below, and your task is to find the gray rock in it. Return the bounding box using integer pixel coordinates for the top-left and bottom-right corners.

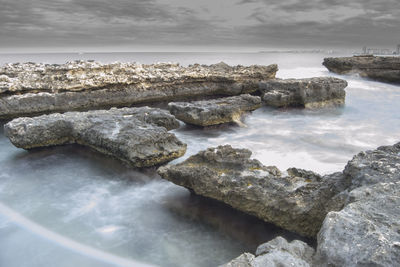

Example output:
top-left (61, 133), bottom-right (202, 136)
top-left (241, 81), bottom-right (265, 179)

top-left (159, 141), bottom-right (400, 266)
top-left (315, 142), bottom-right (400, 267)
top-left (157, 145), bottom-right (349, 237)
top-left (221, 237), bottom-right (314, 267)
top-left (4, 107), bottom-right (186, 168)
top-left (221, 253), bottom-right (255, 267)
top-left (323, 55), bottom-right (400, 83)
top-left (0, 61), bottom-right (278, 119)
top-left (168, 94), bottom-right (261, 126)
top-left (259, 77), bottom-right (347, 108)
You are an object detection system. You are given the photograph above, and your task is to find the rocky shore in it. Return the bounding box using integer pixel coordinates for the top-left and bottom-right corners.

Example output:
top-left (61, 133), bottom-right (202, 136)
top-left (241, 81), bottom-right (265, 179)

top-left (323, 55), bottom-right (400, 83)
top-left (168, 94), bottom-right (261, 126)
top-left (3, 59), bottom-right (396, 266)
top-left (0, 61), bottom-right (277, 119)
top-left (4, 107), bottom-right (186, 167)
top-left (158, 142), bottom-right (400, 266)
top-left (259, 77), bottom-right (347, 108)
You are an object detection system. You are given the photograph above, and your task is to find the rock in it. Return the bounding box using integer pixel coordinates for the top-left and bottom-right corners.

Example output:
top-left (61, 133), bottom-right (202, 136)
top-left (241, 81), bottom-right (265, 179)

top-left (220, 237), bottom-right (314, 267)
top-left (4, 107), bottom-right (186, 168)
top-left (315, 142), bottom-right (400, 266)
top-left (159, 141), bottom-right (400, 266)
top-left (168, 94), bottom-right (262, 126)
top-left (323, 56), bottom-right (400, 83)
top-left (259, 77), bottom-right (347, 108)
top-left (157, 145), bottom-right (349, 237)
top-left (221, 253), bottom-right (255, 267)
top-left (0, 61), bottom-right (278, 119)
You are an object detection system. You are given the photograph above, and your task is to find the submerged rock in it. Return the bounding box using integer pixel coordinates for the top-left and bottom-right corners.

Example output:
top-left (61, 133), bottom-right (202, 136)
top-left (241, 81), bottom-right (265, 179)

top-left (259, 77), bottom-right (347, 108)
top-left (157, 145), bottom-right (349, 237)
top-left (323, 55), bottom-right (400, 83)
top-left (0, 61), bottom-right (278, 119)
top-left (221, 236), bottom-right (314, 267)
top-left (315, 143), bottom-right (400, 266)
top-left (4, 107), bottom-right (186, 167)
top-left (168, 94), bottom-right (261, 126)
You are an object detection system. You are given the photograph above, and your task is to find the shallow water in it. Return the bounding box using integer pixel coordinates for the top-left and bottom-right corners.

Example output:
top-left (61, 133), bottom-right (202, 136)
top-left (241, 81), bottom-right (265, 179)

top-left (0, 52), bottom-right (399, 267)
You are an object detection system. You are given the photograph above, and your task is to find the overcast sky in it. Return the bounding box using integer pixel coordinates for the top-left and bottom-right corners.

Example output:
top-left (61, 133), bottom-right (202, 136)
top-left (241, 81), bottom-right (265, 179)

top-left (1, 0), bottom-right (399, 52)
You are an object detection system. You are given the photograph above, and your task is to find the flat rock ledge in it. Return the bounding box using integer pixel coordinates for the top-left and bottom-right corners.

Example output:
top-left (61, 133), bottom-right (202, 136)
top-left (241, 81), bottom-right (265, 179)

top-left (259, 77), bottom-right (347, 108)
top-left (323, 55), bottom-right (400, 83)
top-left (221, 236), bottom-right (315, 267)
top-left (0, 61), bottom-right (277, 119)
top-left (158, 145), bottom-right (350, 238)
top-left (4, 107), bottom-right (187, 168)
top-left (168, 94), bottom-right (262, 126)
top-left (159, 142), bottom-right (400, 266)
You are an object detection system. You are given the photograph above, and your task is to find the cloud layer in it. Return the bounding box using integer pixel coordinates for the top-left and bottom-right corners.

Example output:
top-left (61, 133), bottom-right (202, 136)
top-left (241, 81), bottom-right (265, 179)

top-left (1, 0), bottom-right (399, 51)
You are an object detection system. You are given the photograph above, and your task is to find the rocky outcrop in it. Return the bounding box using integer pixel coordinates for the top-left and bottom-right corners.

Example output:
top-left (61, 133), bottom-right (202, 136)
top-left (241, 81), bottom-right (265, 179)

top-left (315, 142), bottom-right (400, 266)
top-left (221, 236), bottom-right (314, 267)
top-left (323, 55), bottom-right (400, 83)
top-left (159, 142), bottom-right (400, 266)
top-left (4, 107), bottom-right (186, 167)
top-left (0, 61), bottom-right (278, 119)
top-left (168, 94), bottom-right (261, 126)
top-left (259, 77), bottom-right (347, 108)
top-left (157, 145), bottom-right (350, 238)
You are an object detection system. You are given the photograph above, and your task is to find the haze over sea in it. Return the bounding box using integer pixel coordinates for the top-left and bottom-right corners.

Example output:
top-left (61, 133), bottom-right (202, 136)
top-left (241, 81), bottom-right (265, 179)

top-left (0, 52), bottom-right (399, 267)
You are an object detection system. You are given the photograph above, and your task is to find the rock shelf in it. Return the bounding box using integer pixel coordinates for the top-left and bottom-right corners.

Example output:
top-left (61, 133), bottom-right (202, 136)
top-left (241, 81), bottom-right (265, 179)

top-left (259, 77), bottom-right (347, 108)
top-left (168, 94), bottom-right (262, 126)
top-left (159, 142), bottom-right (400, 266)
top-left (0, 61), bottom-right (277, 119)
top-left (323, 55), bottom-right (400, 83)
top-left (4, 107), bottom-right (186, 167)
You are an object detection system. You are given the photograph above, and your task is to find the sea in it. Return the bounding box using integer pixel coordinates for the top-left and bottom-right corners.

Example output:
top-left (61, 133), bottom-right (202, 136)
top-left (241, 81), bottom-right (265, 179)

top-left (0, 52), bottom-right (399, 267)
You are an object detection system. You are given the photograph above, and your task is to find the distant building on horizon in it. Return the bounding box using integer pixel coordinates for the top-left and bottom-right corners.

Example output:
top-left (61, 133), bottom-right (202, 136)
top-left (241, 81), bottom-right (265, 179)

top-left (359, 45), bottom-right (400, 55)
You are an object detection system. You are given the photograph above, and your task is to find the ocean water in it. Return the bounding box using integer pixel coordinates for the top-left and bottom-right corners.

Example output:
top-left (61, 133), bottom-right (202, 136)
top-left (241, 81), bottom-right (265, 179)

top-left (0, 52), bottom-right (399, 267)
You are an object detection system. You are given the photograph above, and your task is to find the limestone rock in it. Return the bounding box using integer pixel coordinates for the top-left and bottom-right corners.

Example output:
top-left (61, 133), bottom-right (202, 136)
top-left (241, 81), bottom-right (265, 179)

top-left (220, 237), bottom-right (314, 267)
top-left (157, 145), bottom-right (349, 237)
top-left (4, 107), bottom-right (186, 167)
top-left (0, 61), bottom-right (277, 119)
top-left (259, 77), bottom-right (347, 108)
top-left (315, 142), bottom-right (400, 266)
top-left (168, 94), bottom-right (261, 126)
top-left (323, 56), bottom-right (400, 83)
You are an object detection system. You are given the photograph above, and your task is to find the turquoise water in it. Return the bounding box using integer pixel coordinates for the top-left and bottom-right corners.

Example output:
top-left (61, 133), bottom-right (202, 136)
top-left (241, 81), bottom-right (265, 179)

top-left (0, 52), bottom-right (399, 267)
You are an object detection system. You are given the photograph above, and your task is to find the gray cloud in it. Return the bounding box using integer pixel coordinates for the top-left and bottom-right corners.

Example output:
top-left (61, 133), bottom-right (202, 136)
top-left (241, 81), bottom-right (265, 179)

top-left (0, 0), bottom-right (399, 51)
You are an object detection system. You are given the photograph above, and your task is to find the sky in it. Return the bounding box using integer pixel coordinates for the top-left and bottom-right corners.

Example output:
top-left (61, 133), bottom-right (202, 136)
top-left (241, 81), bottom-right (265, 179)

top-left (0, 0), bottom-right (399, 52)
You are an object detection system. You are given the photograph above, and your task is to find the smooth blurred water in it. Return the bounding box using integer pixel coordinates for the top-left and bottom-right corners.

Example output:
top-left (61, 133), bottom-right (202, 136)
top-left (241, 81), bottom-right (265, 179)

top-left (0, 52), bottom-right (399, 267)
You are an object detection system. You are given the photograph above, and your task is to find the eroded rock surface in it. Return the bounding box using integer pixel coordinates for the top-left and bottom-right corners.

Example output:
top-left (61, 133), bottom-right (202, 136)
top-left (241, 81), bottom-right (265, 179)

top-left (221, 236), bottom-right (314, 267)
top-left (323, 55), bottom-right (400, 83)
top-left (315, 143), bottom-right (400, 266)
top-left (0, 61), bottom-right (278, 119)
top-left (4, 107), bottom-right (186, 167)
top-left (168, 94), bottom-right (261, 126)
top-left (259, 77), bottom-right (347, 108)
top-left (157, 145), bottom-right (349, 237)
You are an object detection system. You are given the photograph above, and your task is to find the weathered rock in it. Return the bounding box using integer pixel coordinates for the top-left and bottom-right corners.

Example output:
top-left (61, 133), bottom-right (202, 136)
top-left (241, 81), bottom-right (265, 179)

top-left (259, 77), bottom-right (347, 108)
top-left (323, 55), bottom-right (400, 83)
top-left (159, 141), bottom-right (400, 266)
top-left (221, 236), bottom-right (314, 267)
top-left (0, 61), bottom-right (278, 119)
top-left (315, 142), bottom-right (400, 266)
top-left (157, 145), bottom-right (349, 237)
top-left (4, 107), bottom-right (186, 167)
top-left (168, 94), bottom-right (261, 126)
